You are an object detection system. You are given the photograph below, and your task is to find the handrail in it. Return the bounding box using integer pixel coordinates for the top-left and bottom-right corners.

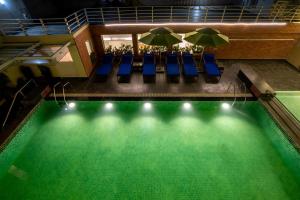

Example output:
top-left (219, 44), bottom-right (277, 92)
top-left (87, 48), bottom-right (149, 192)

top-left (232, 83), bottom-right (237, 106)
top-left (2, 79), bottom-right (37, 127)
top-left (62, 82), bottom-right (71, 105)
top-left (53, 82), bottom-right (62, 105)
top-left (242, 82), bottom-right (247, 104)
top-left (226, 81), bottom-right (237, 106)
top-left (1, 5), bottom-right (300, 36)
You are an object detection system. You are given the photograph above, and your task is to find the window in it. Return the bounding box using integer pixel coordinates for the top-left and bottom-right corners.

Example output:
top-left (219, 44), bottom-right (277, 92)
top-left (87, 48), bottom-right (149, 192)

top-left (102, 34), bottom-right (133, 51)
top-left (59, 52), bottom-right (73, 62)
top-left (85, 40), bottom-right (94, 55)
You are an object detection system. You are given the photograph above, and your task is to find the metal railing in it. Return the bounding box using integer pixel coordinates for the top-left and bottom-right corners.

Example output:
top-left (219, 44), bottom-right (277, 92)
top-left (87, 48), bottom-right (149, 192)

top-left (53, 82), bottom-right (62, 104)
top-left (0, 9), bottom-right (88, 36)
top-left (85, 5), bottom-right (300, 24)
top-left (2, 79), bottom-right (38, 127)
top-left (62, 82), bottom-right (71, 106)
top-left (52, 81), bottom-right (72, 106)
top-left (1, 5), bottom-right (300, 36)
top-left (226, 81), bottom-right (248, 106)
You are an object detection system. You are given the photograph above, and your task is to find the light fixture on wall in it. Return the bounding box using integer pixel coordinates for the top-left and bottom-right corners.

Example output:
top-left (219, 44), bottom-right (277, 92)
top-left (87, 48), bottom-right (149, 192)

top-left (0, 0), bottom-right (5, 5)
top-left (105, 22), bottom-right (287, 27)
top-left (22, 59), bottom-right (50, 65)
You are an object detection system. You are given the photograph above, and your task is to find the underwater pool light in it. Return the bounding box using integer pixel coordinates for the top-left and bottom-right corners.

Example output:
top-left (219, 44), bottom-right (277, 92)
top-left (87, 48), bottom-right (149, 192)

top-left (221, 102), bottom-right (231, 110)
top-left (104, 102), bottom-right (113, 110)
top-left (0, 0), bottom-right (5, 5)
top-left (143, 102), bottom-right (152, 111)
top-left (68, 102), bottom-right (76, 109)
top-left (183, 102), bottom-right (192, 110)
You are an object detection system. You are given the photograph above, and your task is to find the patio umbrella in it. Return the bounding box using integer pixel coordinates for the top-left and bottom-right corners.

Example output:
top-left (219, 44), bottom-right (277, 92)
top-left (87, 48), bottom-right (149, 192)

top-left (139, 27), bottom-right (182, 65)
top-left (184, 27), bottom-right (229, 48)
top-left (184, 27), bottom-right (229, 58)
top-left (139, 27), bottom-right (182, 47)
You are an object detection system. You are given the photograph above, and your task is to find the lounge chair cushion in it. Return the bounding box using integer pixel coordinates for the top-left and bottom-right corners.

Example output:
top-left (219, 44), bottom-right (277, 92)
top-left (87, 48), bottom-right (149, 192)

top-left (143, 64), bottom-right (156, 76)
top-left (144, 54), bottom-right (154, 64)
top-left (121, 54), bottom-right (133, 64)
top-left (167, 55), bottom-right (178, 64)
top-left (204, 63), bottom-right (221, 76)
top-left (167, 64), bottom-right (180, 76)
top-left (117, 64), bottom-right (131, 76)
top-left (183, 64), bottom-right (198, 76)
top-left (96, 64), bottom-right (113, 75)
top-left (203, 54), bottom-right (216, 63)
top-left (182, 54), bottom-right (198, 77)
top-left (103, 54), bottom-right (114, 64)
top-left (182, 54), bottom-right (194, 64)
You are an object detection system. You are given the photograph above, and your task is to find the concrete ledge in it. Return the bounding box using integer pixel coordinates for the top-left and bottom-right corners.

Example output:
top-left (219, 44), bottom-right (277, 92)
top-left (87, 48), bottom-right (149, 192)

top-left (238, 66), bottom-right (275, 98)
top-left (50, 92), bottom-right (253, 98)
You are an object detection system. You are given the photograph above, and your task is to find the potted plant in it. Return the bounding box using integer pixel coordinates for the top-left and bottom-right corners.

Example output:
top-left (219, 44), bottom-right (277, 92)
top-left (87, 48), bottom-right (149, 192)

top-left (191, 45), bottom-right (204, 60)
top-left (123, 45), bottom-right (133, 54)
top-left (172, 44), bottom-right (181, 56)
top-left (179, 46), bottom-right (192, 55)
top-left (105, 45), bottom-right (113, 54)
top-left (139, 45), bottom-right (151, 55)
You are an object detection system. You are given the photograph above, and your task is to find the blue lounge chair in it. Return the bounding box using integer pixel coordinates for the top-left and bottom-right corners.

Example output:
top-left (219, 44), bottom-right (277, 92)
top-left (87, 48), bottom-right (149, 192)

top-left (143, 53), bottom-right (156, 83)
top-left (166, 53), bottom-right (180, 82)
top-left (95, 53), bottom-right (114, 81)
top-left (182, 53), bottom-right (198, 82)
top-left (117, 53), bottom-right (133, 82)
top-left (203, 53), bottom-right (222, 83)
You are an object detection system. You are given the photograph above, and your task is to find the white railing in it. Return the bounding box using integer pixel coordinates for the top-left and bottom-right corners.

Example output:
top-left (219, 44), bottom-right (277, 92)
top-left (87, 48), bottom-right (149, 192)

top-left (0, 9), bottom-right (88, 36)
top-left (2, 79), bottom-right (38, 127)
top-left (85, 5), bottom-right (300, 24)
top-left (62, 82), bottom-right (71, 106)
top-left (53, 82), bottom-right (62, 104)
top-left (226, 81), bottom-right (248, 106)
top-left (0, 5), bottom-right (300, 36)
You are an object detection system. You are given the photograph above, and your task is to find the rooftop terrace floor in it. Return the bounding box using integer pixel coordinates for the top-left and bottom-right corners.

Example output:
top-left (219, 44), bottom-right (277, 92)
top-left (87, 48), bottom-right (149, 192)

top-left (55, 60), bottom-right (300, 98)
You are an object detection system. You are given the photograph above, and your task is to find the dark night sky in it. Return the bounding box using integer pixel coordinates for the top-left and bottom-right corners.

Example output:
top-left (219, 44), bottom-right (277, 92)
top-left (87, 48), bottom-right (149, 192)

top-left (22, 0), bottom-right (136, 18)
top-left (21, 0), bottom-right (287, 19)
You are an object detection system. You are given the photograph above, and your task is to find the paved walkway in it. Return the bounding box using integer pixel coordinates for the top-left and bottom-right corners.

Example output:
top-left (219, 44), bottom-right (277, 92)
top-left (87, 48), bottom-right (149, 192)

top-left (58, 60), bottom-right (299, 97)
top-left (222, 60), bottom-right (300, 91)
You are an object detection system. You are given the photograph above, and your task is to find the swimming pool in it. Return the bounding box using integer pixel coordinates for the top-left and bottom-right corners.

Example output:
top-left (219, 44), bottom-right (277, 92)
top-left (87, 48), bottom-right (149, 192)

top-left (276, 91), bottom-right (300, 121)
top-left (0, 101), bottom-right (300, 199)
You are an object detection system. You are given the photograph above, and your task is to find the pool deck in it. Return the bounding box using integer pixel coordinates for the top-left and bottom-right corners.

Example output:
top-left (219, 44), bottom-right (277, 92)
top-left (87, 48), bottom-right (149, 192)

top-left (52, 59), bottom-right (299, 98)
top-left (53, 60), bottom-right (248, 98)
top-left (1, 59), bottom-right (300, 148)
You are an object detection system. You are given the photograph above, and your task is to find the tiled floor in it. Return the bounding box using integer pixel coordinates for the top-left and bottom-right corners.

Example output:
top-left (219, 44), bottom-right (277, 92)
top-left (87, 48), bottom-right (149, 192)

top-left (242, 60), bottom-right (300, 91)
top-left (58, 60), bottom-right (300, 97)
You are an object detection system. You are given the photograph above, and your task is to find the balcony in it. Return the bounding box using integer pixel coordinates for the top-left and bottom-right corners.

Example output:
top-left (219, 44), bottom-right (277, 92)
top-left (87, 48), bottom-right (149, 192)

top-left (0, 5), bottom-right (300, 36)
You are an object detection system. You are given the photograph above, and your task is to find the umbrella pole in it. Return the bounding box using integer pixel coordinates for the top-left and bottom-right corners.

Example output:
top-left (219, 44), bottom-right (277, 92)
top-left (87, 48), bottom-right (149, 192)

top-left (201, 46), bottom-right (205, 62)
top-left (160, 51), bottom-right (161, 65)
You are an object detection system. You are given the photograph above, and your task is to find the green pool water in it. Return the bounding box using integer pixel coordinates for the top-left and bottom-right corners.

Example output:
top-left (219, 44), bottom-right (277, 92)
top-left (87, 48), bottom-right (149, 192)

top-left (277, 91), bottom-right (300, 121)
top-left (0, 101), bottom-right (300, 200)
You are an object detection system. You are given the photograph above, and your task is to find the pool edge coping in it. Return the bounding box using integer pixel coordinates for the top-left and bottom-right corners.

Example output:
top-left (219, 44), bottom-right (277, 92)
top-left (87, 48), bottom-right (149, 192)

top-left (0, 100), bottom-right (44, 153)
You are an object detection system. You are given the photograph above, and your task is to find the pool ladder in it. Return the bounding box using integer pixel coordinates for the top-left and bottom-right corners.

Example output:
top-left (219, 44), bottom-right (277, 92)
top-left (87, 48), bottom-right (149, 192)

top-left (226, 81), bottom-right (247, 106)
top-left (53, 81), bottom-right (72, 106)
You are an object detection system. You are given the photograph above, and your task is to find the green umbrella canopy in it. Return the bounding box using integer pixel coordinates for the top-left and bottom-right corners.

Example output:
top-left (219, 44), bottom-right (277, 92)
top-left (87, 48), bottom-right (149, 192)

top-left (184, 27), bottom-right (229, 48)
top-left (139, 27), bottom-right (182, 47)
